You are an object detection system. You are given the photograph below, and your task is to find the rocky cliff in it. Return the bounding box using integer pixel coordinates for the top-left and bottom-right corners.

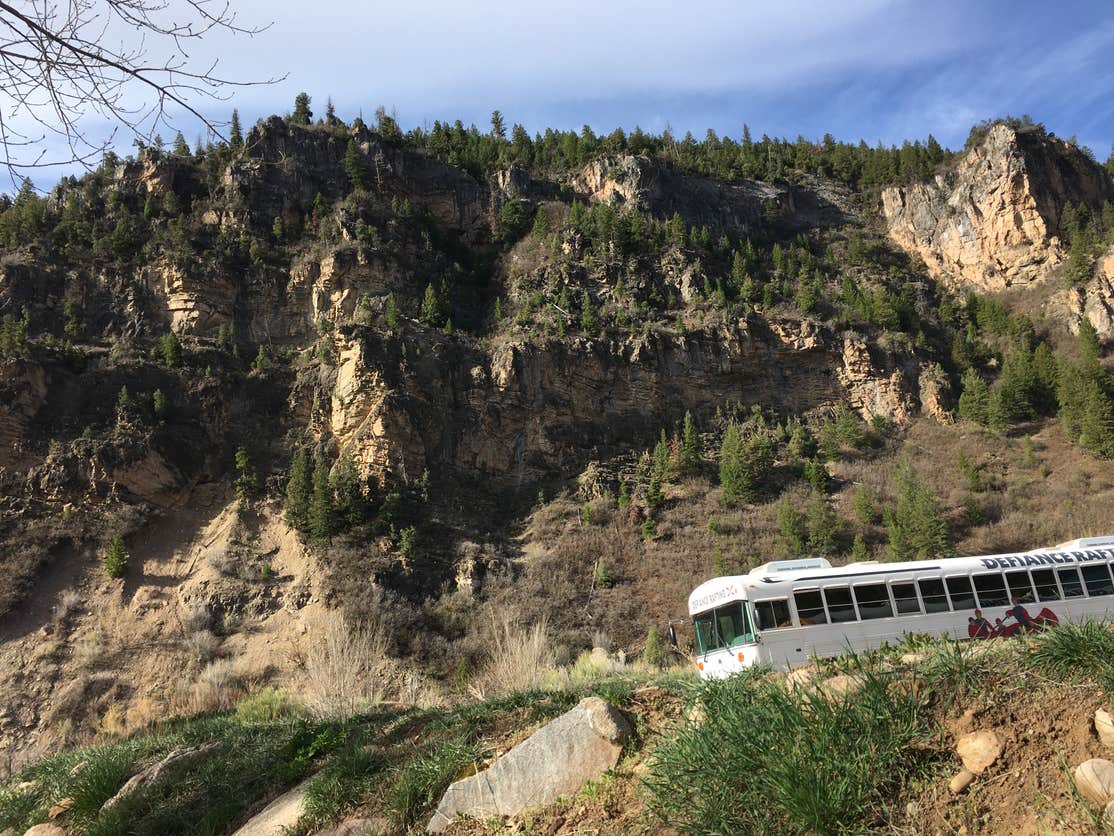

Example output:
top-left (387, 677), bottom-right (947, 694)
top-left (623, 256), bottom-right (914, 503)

top-left (882, 123), bottom-right (1114, 291)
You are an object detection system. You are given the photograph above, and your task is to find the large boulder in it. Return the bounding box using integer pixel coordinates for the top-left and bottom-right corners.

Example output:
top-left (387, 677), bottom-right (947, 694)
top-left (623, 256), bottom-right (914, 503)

top-left (1074, 758), bottom-right (1114, 807)
top-left (427, 696), bottom-right (631, 832)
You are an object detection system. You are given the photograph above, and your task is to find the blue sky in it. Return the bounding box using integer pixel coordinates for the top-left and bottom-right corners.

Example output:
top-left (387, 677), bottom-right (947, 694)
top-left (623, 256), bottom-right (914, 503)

top-left (190, 0), bottom-right (1112, 156)
top-left (7, 0), bottom-right (1114, 183)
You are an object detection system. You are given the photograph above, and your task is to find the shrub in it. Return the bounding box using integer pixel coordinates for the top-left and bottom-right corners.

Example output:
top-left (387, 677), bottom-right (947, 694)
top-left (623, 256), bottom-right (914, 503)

top-left (643, 627), bottom-right (668, 669)
top-left (103, 535), bottom-right (128, 579)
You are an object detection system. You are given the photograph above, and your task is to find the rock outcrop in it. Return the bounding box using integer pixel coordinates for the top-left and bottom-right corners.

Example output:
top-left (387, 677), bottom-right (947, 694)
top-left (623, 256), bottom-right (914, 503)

top-left (427, 696), bottom-right (631, 832)
top-left (570, 155), bottom-right (850, 237)
top-left (325, 318), bottom-right (932, 487)
top-left (882, 124), bottom-right (1114, 291)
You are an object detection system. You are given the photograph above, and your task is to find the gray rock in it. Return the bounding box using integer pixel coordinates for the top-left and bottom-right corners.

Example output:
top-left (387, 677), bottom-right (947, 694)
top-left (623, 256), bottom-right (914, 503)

top-left (102, 741), bottom-right (220, 812)
top-left (426, 696), bottom-right (631, 832)
top-left (232, 777), bottom-right (314, 835)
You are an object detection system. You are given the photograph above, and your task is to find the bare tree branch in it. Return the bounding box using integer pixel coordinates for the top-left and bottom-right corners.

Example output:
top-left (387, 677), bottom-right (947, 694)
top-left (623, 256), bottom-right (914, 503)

top-left (0, 0), bottom-right (283, 184)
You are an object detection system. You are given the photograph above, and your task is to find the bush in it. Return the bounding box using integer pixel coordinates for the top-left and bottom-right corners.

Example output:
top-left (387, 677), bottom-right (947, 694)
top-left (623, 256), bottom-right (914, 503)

top-left (645, 664), bottom-right (936, 833)
top-left (103, 535), bottom-right (128, 578)
top-left (643, 627), bottom-right (668, 669)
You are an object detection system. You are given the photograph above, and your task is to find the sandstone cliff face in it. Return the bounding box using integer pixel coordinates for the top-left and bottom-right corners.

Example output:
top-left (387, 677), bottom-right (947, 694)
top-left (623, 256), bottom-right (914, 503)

top-left (324, 318), bottom-right (933, 488)
top-left (882, 124), bottom-right (1114, 291)
top-left (1043, 244), bottom-right (1114, 339)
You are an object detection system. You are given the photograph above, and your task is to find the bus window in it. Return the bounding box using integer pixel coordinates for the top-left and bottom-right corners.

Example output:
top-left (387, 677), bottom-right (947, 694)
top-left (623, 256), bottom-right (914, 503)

top-left (716, 602), bottom-right (755, 646)
top-left (794, 590), bottom-right (827, 625)
top-left (755, 599), bottom-right (791, 630)
top-left (1031, 569), bottom-right (1060, 601)
top-left (693, 611), bottom-right (717, 655)
top-left (1058, 567), bottom-right (1084, 598)
top-left (918, 578), bottom-right (949, 613)
top-left (823, 587), bottom-right (856, 623)
top-left (946, 576), bottom-right (976, 611)
top-left (1005, 570), bottom-right (1035, 603)
top-left (973, 573), bottom-right (1008, 608)
top-left (891, 582), bottom-right (921, 615)
top-left (853, 583), bottom-right (893, 620)
top-left (1082, 565), bottom-right (1114, 597)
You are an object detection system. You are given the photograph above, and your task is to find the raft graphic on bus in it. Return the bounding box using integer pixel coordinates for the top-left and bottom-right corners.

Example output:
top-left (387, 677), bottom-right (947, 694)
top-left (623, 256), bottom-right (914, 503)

top-left (967, 601), bottom-right (1058, 639)
top-left (686, 537), bottom-right (1114, 677)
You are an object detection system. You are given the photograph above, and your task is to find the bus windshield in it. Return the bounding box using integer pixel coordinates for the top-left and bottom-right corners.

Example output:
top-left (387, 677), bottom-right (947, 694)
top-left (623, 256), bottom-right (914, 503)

top-left (693, 601), bottom-right (756, 655)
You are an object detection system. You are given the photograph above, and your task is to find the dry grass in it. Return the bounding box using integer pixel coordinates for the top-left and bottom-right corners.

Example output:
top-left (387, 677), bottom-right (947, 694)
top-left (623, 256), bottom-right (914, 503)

top-left (184, 630), bottom-right (222, 666)
top-left (468, 611), bottom-right (555, 700)
top-left (302, 611), bottom-right (388, 718)
top-left (57, 588), bottom-right (84, 620)
top-left (183, 658), bottom-right (247, 714)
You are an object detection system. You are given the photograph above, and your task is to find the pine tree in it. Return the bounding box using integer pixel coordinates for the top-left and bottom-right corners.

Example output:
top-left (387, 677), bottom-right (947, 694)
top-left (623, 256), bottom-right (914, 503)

top-left (776, 499), bottom-right (807, 557)
top-left (330, 452), bottom-right (368, 529)
top-left (234, 447), bottom-right (256, 498)
top-left (385, 292), bottom-right (401, 329)
top-left (579, 290), bottom-right (598, 335)
top-left (886, 461), bottom-right (950, 561)
top-left (957, 368), bottom-right (990, 425)
top-left (284, 449), bottom-right (312, 529)
top-left (230, 109), bottom-right (244, 151)
top-left (173, 132), bottom-right (190, 155)
top-left (532, 208), bottom-right (549, 238)
top-left (152, 389), bottom-right (167, 421)
top-left (490, 110), bottom-right (506, 140)
top-left (850, 534), bottom-right (870, 562)
top-left (719, 423), bottom-right (746, 503)
top-left (420, 283), bottom-right (442, 326)
top-left (720, 424), bottom-right (770, 505)
top-left (308, 455), bottom-right (335, 540)
top-left (292, 92), bottom-right (312, 125)
top-left (643, 627), bottom-right (667, 669)
top-left (803, 456), bottom-right (832, 494)
top-left (103, 534), bottom-right (128, 578)
top-left (343, 139), bottom-right (368, 190)
top-left (159, 331), bottom-right (182, 367)
top-left (1080, 379), bottom-right (1114, 459)
top-left (681, 410), bottom-right (700, 473)
top-left (806, 492), bottom-right (844, 557)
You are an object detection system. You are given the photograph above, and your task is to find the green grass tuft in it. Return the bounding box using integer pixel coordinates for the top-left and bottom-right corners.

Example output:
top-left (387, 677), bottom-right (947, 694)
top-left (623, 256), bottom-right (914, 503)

top-left (644, 662), bottom-right (940, 834)
top-left (387, 738), bottom-right (483, 829)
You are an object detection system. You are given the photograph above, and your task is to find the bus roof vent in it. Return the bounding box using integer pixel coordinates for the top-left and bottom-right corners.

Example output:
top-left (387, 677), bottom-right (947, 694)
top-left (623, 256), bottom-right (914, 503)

top-left (1046, 535), bottom-right (1114, 551)
top-left (750, 558), bottom-right (832, 576)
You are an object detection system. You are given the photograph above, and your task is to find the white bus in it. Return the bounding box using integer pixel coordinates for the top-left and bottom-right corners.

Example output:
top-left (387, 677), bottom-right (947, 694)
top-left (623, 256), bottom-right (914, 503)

top-left (688, 537), bottom-right (1114, 678)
